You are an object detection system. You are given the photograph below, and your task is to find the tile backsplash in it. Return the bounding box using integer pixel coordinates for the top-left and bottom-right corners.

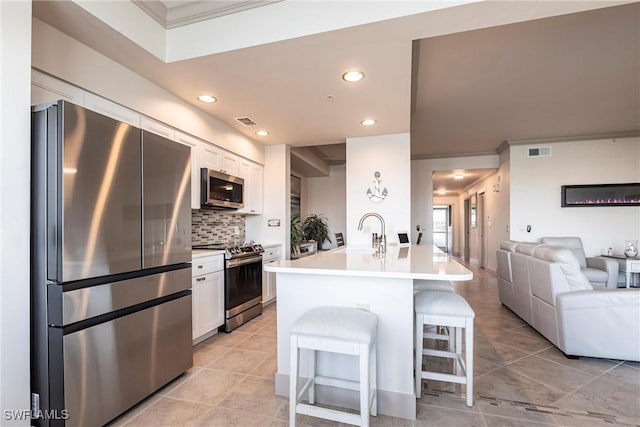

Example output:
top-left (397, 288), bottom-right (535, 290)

top-left (192, 209), bottom-right (246, 246)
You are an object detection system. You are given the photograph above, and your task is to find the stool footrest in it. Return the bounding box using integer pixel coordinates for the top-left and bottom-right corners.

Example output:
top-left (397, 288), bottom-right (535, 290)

top-left (422, 371), bottom-right (468, 385)
top-left (296, 403), bottom-right (362, 426)
top-left (423, 348), bottom-right (456, 359)
top-left (314, 375), bottom-right (360, 392)
top-left (423, 332), bottom-right (449, 340)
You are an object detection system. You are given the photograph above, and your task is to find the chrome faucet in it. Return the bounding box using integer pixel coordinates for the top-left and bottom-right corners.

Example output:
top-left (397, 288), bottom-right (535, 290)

top-left (357, 212), bottom-right (386, 254)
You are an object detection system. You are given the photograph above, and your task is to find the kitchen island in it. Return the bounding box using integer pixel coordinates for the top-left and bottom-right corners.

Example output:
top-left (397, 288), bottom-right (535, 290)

top-left (265, 244), bottom-right (472, 419)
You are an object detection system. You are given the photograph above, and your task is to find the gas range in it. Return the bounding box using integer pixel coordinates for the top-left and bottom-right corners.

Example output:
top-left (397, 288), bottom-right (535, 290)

top-left (192, 243), bottom-right (264, 260)
top-left (193, 242), bottom-right (264, 332)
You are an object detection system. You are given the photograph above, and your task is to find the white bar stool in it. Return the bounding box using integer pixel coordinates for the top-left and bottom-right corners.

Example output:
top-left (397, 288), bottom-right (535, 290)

top-left (289, 306), bottom-right (378, 427)
top-left (415, 290), bottom-right (475, 407)
top-left (414, 280), bottom-right (454, 343)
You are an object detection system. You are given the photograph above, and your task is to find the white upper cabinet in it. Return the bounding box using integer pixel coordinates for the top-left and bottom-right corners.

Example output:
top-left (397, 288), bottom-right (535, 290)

top-left (198, 143), bottom-right (239, 176)
top-left (30, 71), bottom-right (264, 214)
top-left (174, 131), bottom-right (201, 209)
top-left (84, 93), bottom-right (141, 127)
top-left (199, 142), bottom-right (222, 172)
top-left (237, 159), bottom-right (263, 215)
top-left (31, 69), bottom-right (84, 106)
top-left (220, 152), bottom-right (239, 176)
top-left (141, 116), bottom-right (175, 140)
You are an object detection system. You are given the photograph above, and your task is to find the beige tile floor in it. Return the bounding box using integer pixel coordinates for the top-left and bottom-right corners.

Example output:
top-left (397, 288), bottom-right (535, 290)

top-left (109, 260), bottom-right (640, 426)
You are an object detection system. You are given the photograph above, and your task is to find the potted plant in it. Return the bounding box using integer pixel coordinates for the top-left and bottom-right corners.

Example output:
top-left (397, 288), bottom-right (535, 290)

top-left (303, 214), bottom-right (330, 250)
top-left (290, 216), bottom-right (304, 256)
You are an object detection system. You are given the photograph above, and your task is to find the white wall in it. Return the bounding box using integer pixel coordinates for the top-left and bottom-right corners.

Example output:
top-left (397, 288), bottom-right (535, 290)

top-left (346, 134), bottom-right (411, 246)
top-left (246, 145), bottom-right (290, 255)
top-left (510, 138), bottom-right (640, 256)
top-left (31, 18), bottom-right (264, 165)
top-left (411, 155), bottom-right (499, 245)
top-left (306, 165), bottom-right (347, 249)
top-left (0, 1), bottom-right (31, 423)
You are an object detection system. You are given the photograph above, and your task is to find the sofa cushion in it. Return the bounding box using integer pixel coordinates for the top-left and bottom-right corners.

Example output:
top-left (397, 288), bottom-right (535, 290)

top-left (582, 268), bottom-right (608, 284)
top-left (533, 245), bottom-right (579, 266)
top-left (515, 242), bottom-right (540, 256)
top-left (500, 240), bottom-right (519, 252)
top-left (540, 237), bottom-right (587, 268)
top-left (533, 246), bottom-right (593, 291)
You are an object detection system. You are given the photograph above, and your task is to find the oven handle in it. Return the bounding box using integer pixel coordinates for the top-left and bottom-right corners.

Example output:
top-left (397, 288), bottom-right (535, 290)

top-left (226, 256), bottom-right (262, 269)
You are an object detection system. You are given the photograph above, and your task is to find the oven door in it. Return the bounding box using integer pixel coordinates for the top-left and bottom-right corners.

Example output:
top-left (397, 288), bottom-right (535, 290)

top-left (225, 256), bottom-right (262, 317)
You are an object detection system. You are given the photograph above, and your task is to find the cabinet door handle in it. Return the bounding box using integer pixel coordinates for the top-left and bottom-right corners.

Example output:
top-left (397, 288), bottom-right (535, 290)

top-left (196, 277), bottom-right (206, 282)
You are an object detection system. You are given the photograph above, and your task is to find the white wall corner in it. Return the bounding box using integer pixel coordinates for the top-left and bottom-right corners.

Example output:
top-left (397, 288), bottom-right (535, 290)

top-left (0, 1), bottom-right (32, 422)
top-left (73, 0), bottom-right (167, 60)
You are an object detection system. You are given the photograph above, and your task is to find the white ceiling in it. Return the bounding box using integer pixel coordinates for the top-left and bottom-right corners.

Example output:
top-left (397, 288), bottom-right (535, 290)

top-left (411, 3), bottom-right (640, 159)
top-left (32, 0), bottom-right (639, 184)
top-left (432, 168), bottom-right (497, 197)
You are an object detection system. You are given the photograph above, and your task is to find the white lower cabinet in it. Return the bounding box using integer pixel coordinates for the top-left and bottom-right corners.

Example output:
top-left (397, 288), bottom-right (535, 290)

top-left (262, 244), bottom-right (282, 305)
top-left (192, 254), bottom-right (225, 343)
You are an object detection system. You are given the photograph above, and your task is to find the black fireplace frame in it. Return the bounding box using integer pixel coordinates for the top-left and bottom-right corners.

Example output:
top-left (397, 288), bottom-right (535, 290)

top-left (561, 183), bottom-right (640, 207)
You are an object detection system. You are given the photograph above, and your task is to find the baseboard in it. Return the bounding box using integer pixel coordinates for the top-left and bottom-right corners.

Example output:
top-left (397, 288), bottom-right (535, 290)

top-left (275, 372), bottom-right (416, 420)
top-left (192, 329), bottom-right (219, 345)
top-left (486, 266), bottom-right (497, 275)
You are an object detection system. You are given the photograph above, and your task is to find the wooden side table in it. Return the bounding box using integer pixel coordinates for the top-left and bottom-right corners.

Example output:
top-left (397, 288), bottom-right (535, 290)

top-left (602, 255), bottom-right (640, 287)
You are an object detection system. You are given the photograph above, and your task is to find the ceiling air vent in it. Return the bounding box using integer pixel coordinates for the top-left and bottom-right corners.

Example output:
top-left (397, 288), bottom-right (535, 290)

top-left (235, 117), bottom-right (258, 127)
top-left (527, 146), bottom-right (552, 158)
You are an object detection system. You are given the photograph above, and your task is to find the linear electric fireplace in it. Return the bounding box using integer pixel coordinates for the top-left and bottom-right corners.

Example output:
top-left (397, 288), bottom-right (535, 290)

top-left (561, 183), bottom-right (640, 207)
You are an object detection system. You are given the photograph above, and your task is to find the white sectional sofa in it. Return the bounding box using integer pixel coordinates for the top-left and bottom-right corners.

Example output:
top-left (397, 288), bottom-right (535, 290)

top-left (496, 241), bottom-right (640, 361)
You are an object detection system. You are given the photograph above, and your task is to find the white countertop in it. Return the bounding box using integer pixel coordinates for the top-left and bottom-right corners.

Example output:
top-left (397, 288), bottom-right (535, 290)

top-left (192, 249), bottom-right (226, 259)
top-left (265, 244), bottom-right (472, 281)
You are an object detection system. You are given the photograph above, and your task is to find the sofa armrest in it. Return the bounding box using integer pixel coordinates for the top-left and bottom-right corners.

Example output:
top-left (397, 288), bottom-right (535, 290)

top-left (586, 257), bottom-right (619, 288)
top-left (556, 289), bottom-right (640, 361)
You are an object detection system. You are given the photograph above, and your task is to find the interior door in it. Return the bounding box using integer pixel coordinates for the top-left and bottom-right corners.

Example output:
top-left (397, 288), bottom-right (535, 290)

top-left (142, 131), bottom-right (191, 268)
top-left (463, 198), bottom-right (470, 260)
top-left (478, 192), bottom-right (486, 268)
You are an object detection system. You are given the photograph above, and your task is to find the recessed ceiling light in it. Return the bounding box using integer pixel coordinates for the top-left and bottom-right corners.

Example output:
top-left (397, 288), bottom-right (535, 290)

top-left (255, 130), bottom-right (269, 136)
top-left (198, 95), bottom-right (217, 103)
top-left (438, 189), bottom-right (446, 195)
top-left (342, 70), bottom-right (365, 82)
top-left (454, 173), bottom-right (464, 180)
top-left (361, 119), bottom-right (377, 126)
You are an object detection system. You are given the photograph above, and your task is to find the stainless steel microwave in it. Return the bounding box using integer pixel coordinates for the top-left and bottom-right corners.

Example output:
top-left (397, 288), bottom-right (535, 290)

top-left (201, 168), bottom-right (244, 209)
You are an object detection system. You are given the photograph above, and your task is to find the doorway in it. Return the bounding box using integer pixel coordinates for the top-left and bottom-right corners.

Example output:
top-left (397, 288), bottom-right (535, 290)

top-left (478, 192), bottom-right (487, 269)
top-left (433, 205), bottom-right (450, 253)
top-left (463, 198), bottom-right (470, 260)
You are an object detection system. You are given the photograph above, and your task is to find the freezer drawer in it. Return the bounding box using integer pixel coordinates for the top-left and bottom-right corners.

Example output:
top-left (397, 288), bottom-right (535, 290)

top-left (61, 267), bottom-right (191, 325)
top-left (62, 295), bottom-right (192, 427)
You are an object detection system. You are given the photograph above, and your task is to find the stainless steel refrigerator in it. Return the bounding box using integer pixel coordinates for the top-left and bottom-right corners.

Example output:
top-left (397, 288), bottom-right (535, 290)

top-left (31, 101), bottom-right (193, 426)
